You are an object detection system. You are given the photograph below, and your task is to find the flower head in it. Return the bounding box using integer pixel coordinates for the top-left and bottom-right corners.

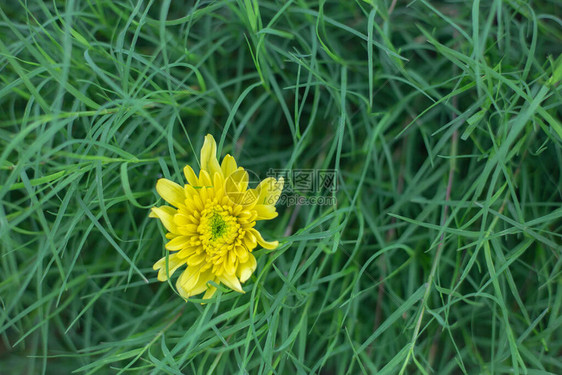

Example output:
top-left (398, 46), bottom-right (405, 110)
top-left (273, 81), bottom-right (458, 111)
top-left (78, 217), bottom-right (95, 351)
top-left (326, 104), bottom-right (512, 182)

top-left (150, 134), bottom-right (284, 300)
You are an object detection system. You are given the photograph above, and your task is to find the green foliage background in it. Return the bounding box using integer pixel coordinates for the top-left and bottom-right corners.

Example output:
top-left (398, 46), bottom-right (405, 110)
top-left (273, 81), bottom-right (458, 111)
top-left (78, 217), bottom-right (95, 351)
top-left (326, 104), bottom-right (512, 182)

top-left (1, 0), bottom-right (561, 374)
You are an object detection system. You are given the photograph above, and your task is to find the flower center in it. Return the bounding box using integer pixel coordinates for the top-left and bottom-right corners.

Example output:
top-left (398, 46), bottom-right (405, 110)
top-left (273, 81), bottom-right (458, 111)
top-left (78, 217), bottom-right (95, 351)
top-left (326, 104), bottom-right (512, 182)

top-left (198, 204), bottom-right (241, 256)
top-left (210, 212), bottom-right (227, 240)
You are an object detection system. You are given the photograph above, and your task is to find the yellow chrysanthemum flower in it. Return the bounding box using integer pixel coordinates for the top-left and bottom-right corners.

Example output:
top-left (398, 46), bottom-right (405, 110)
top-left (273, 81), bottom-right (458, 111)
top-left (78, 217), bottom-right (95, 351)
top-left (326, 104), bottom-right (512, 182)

top-left (150, 134), bottom-right (284, 300)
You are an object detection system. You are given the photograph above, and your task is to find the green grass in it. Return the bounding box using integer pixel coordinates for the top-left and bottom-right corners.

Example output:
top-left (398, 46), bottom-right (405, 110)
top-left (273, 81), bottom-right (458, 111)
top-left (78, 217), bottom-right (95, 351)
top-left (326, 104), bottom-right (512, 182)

top-left (1, 0), bottom-right (561, 374)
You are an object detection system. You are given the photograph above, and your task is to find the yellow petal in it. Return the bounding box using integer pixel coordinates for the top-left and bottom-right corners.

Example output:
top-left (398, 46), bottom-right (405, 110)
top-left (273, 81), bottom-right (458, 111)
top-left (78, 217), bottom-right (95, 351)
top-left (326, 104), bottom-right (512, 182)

top-left (165, 236), bottom-right (190, 251)
top-left (176, 278), bottom-right (192, 300)
top-left (178, 270), bottom-right (212, 298)
top-left (153, 253), bottom-right (184, 281)
top-left (239, 189), bottom-right (260, 208)
top-left (249, 228), bottom-right (279, 250)
top-left (226, 168), bottom-right (248, 192)
top-left (176, 247), bottom-right (196, 259)
top-left (236, 245), bottom-right (251, 262)
top-left (242, 233), bottom-right (257, 252)
top-left (257, 177), bottom-right (284, 206)
top-left (254, 204), bottom-right (278, 220)
top-left (225, 168), bottom-right (249, 204)
top-left (237, 254), bottom-right (257, 283)
top-left (184, 185), bottom-right (200, 204)
top-left (218, 273), bottom-right (244, 293)
top-left (186, 252), bottom-right (206, 266)
top-left (183, 165), bottom-right (199, 186)
top-left (150, 206), bottom-right (177, 233)
top-left (198, 169), bottom-right (213, 187)
top-left (176, 266), bottom-right (202, 294)
top-left (220, 154), bottom-right (237, 177)
top-left (173, 213), bottom-right (191, 226)
top-left (200, 134), bottom-right (223, 178)
top-left (213, 172), bottom-right (225, 200)
top-left (182, 224), bottom-right (198, 234)
top-left (156, 178), bottom-right (186, 208)
top-left (202, 285), bottom-right (217, 300)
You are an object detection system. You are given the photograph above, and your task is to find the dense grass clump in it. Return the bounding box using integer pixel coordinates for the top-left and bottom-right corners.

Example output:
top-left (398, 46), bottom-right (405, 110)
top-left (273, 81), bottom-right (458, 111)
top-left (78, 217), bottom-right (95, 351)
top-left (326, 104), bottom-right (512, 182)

top-left (1, 0), bottom-right (561, 374)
